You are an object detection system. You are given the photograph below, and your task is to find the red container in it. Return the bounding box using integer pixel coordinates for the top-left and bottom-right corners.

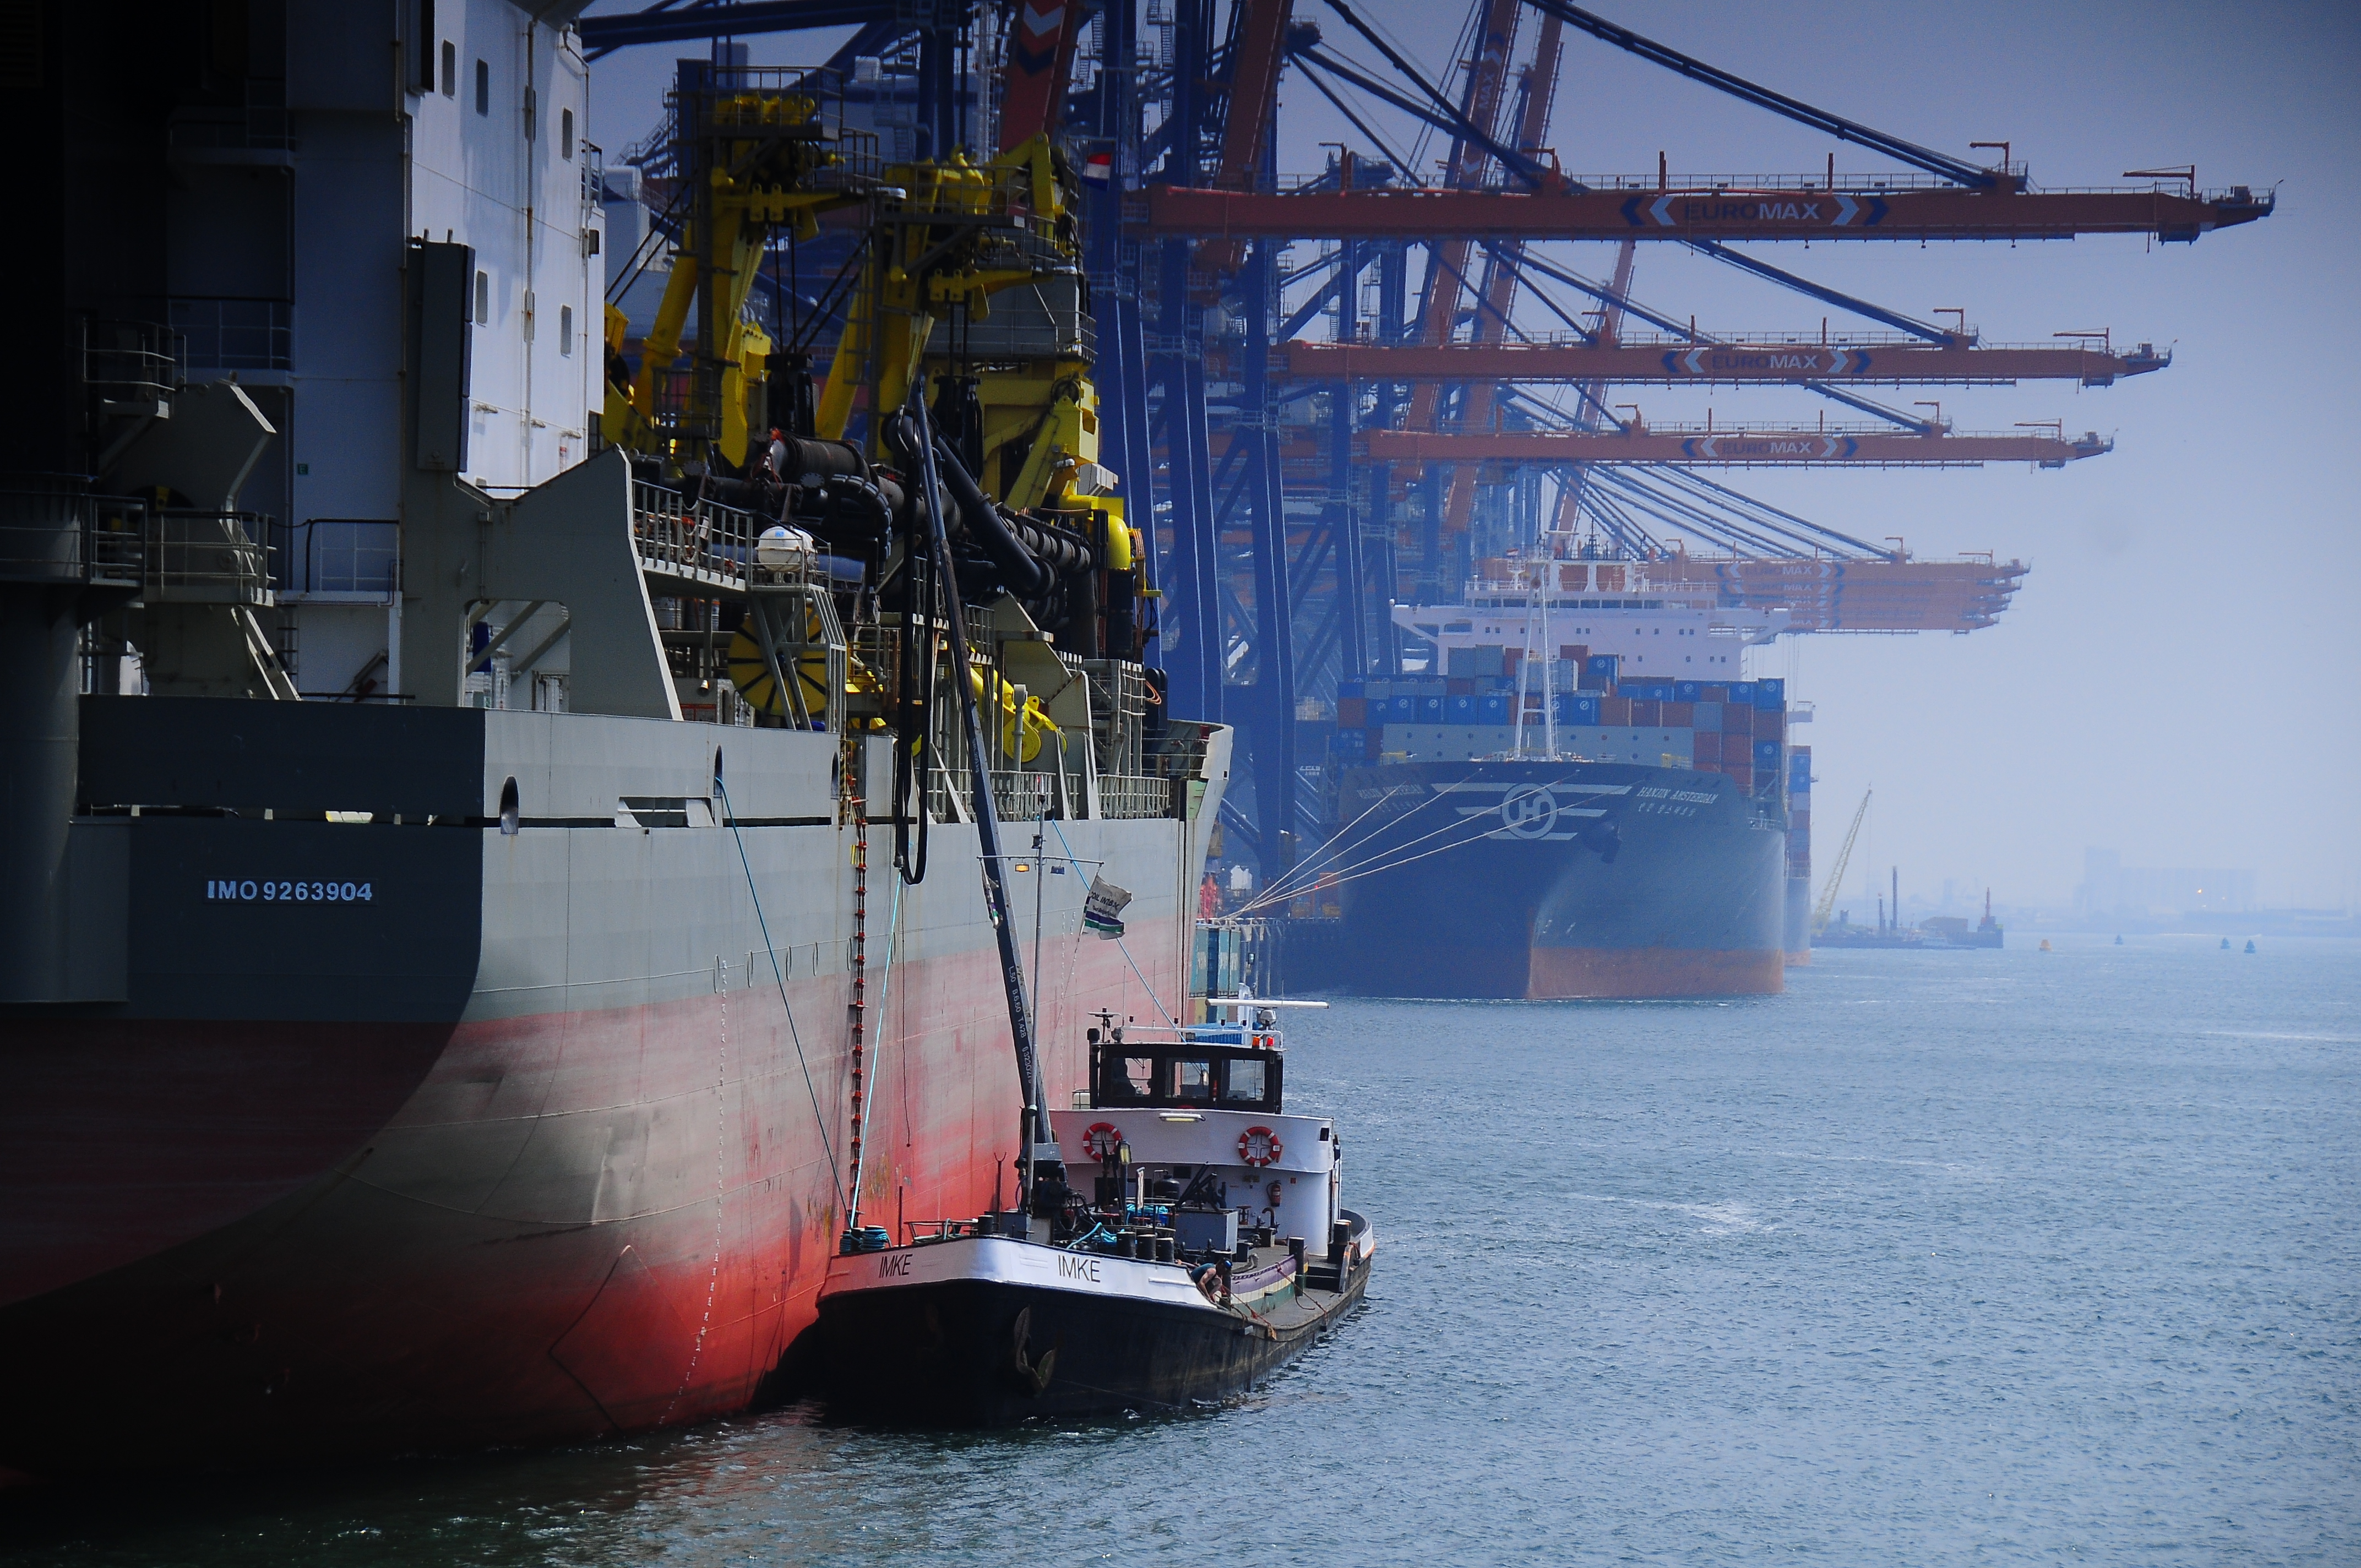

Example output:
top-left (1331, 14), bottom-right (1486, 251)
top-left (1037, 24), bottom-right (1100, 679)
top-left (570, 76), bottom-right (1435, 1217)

top-left (1700, 684), bottom-right (1729, 703)
top-left (1722, 706), bottom-right (1754, 737)
top-left (1693, 732), bottom-right (1723, 764)
top-left (1755, 711), bottom-right (1783, 743)
top-left (1336, 697), bottom-right (1367, 727)
top-left (1662, 700), bottom-right (1694, 727)
top-left (1725, 765), bottom-right (1754, 792)
top-left (1600, 695), bottom-right (1632, 726)
top-left (1629, 699), bottom-right (1660, 727)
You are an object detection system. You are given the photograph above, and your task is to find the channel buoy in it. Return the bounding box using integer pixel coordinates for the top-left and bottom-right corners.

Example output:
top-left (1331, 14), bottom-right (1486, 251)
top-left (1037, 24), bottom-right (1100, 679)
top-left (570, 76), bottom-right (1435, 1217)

top-left (2244, 939), bottom-right (2257, 954)
top-left (2114, 934), bottom-right (2124, 945)
top-left (2220, 938), bottom-right (2231, 950)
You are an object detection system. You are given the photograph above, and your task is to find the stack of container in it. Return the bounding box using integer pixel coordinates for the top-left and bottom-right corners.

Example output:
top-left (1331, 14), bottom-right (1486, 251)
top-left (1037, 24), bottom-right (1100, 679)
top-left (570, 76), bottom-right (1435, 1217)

top-left (1332, 668), bottom-right (1791, 801)
top-left (1786, 744), bottom-right (1812, 881)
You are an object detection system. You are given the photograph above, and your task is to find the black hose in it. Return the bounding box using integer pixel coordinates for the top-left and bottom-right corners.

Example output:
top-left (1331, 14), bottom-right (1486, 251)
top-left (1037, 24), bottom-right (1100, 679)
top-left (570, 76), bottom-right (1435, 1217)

top-left (931, 437), bottom-right (1047, 597)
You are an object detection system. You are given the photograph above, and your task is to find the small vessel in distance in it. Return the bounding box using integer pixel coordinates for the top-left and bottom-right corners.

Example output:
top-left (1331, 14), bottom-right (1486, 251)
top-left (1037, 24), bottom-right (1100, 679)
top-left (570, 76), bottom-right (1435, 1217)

top-left (1813, 873), bottom-right (2003, 949)
top-left (813, 998), bottom-right (1371, 1424)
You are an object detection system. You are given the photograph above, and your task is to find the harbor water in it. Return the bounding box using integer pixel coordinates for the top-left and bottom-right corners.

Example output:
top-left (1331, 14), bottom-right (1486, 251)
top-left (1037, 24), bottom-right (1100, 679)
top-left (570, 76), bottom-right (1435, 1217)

top-left (4, 935), bottom-right (2353, 1565)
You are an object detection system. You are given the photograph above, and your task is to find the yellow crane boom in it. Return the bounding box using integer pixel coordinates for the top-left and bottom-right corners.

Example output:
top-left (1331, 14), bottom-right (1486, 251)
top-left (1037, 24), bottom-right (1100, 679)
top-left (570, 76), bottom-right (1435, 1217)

top-left (1813, 788), bottom-right (1871, 933)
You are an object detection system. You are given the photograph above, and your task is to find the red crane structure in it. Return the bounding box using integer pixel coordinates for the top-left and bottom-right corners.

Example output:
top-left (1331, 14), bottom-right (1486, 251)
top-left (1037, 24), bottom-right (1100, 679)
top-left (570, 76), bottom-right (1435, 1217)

top-left (1366, 424), bottom-right (2112, 468)
top-left (1277, 336), bottom-right (2169, 387)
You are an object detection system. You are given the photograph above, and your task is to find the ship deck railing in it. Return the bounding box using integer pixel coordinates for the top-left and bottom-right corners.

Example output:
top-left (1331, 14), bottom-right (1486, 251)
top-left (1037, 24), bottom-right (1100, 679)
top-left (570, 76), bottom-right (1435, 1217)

top-left (634, 479), bottom-right (808, 598)
top-left (925, 766), bottom-right (1182, 824)
top-left (0, 489), bottom-right (148, 591)
top-left (146, 509), bottom-right (275, 605)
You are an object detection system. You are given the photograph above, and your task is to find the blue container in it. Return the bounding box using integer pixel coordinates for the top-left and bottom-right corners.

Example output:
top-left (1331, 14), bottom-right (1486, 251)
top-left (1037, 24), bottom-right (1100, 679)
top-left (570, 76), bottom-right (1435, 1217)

top-left (1691, 700), bottom-right (1722, 731)
top-left (1387, 694), bottom-right (1416, 723)
top-left (1446, 694), bottom-right (1477, 723)
top-left (1754, 677), bottom-right (1785, 707)
top-left (1478, 692), bottom-right (1511, 724)
top-left (1726, 682), bottom-right (1755, 705)
top-left (1417, 695), bottom-right (1445, 722)
top-left (1586, 654), bottom-right (1619, 678)
top-left (1555, 693), bottom-right (1601, 726)
top-left (1754, 740), bottom-right (1781, 765)
top-left (1674, 680), bottom-right (1701, 703)
top-left (1337, 680), bottom-right (1364, 701)
top-left (1332, 728), bottom-right (1366, 754)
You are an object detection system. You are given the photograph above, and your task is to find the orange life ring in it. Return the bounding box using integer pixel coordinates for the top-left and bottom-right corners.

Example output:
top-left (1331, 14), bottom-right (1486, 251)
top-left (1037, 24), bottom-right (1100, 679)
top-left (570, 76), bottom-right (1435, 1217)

top-left (1081, 1122), bottom-right (1122, 1161)
top-left (1237, 1125), bottom-right (1283, 1167)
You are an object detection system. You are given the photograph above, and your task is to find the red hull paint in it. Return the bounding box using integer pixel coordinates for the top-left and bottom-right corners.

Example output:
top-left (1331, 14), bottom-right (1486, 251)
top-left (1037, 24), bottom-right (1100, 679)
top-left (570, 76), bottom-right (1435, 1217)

top-left (0, 919), bottom-right (1179, 1478)
top-left (1527, 945), bottom-right (1786, 999)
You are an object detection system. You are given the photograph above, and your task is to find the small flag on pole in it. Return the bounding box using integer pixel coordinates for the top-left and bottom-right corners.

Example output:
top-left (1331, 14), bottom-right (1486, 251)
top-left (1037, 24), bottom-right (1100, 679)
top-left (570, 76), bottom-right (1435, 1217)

top-left (1082, 150), bottom-right (1113, 186)
top-left (1083, 875), bottom-right (1131, 938)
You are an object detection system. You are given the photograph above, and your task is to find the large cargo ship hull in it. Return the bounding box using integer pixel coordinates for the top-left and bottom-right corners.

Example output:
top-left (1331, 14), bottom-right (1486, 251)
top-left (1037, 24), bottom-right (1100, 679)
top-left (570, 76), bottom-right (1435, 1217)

top-left (0, 700), bottom-right (1221, 1478)
top-left (1324, 760), bottom-right (1786, 1000)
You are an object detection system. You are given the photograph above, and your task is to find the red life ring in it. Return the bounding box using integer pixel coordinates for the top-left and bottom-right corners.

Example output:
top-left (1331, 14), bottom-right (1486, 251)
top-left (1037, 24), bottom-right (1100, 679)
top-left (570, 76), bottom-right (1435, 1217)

top-left (1237, 1125), bottom-right (1283, 1167)
top-left (1081, 1122), bottom-right (1122, 1161)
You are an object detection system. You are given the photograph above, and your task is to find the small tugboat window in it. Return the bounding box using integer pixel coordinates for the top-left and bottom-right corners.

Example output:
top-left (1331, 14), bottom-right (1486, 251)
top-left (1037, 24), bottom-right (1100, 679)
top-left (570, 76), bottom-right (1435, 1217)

top-left (1117, 1057), bottom-right (1154, 1099)
top-left (1170, 1059), bottom-right (1215, 1102)
top-left (440, 41), bottom-right (455, 97)
top-left (1223, 1058), bottom-right (1267, 1103)
top-left (475, 58), bottom-right (489, 116)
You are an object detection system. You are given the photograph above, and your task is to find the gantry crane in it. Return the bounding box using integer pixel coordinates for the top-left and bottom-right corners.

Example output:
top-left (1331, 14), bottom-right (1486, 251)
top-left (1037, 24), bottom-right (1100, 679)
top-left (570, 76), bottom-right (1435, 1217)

top-left (1814, 789), bottom-right (1872, 934)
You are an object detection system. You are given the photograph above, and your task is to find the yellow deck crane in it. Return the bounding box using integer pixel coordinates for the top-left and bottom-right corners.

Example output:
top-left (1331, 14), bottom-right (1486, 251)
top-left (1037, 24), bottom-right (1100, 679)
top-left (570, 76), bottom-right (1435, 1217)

top-left (606, 73), bottom-right (875, 470)
top-left (1812, 788), bottom-right (1872, 934)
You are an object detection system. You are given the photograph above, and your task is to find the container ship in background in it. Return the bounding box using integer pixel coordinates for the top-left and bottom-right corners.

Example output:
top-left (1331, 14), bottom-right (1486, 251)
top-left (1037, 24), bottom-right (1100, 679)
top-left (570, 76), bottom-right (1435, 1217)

top-left (0, 4), bottom-right (1225, 1478)
top-left (1298, 552), bottom-right (1811, 999)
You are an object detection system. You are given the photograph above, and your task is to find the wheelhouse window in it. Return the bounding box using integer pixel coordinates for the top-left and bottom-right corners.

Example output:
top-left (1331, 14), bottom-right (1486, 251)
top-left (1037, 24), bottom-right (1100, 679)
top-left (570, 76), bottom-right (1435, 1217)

top-left (1091, 1042), bottom-right (1284, 1114)
top-left (475, 58), bottom-right (489, 116)
top-left (1169, 1059), bottom-right (1215, 1102)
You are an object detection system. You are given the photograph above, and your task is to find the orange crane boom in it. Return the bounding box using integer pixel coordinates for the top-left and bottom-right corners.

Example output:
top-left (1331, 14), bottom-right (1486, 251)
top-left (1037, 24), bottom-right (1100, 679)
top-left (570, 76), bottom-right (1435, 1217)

top-left (1278, 337), bottom-right (2168, 386)
top-left (1140, 179), bottom-right (2272, 242)
top-left (1365, 426), bottom-right (2110, 466)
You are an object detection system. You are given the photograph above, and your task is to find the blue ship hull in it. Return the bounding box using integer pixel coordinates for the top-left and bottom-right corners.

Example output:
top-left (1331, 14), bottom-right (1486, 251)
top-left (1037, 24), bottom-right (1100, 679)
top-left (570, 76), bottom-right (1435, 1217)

top-left (1320, 760), bottom-right (1788, 999)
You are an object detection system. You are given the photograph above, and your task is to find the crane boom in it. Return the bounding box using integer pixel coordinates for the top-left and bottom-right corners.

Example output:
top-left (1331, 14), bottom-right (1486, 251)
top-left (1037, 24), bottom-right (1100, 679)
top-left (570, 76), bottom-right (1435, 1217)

top-left (1813, 789), bottom-right (1871, 933)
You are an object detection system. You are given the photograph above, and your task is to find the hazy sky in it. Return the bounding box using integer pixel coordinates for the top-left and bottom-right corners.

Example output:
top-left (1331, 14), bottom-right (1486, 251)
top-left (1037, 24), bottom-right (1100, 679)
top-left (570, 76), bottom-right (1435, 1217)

top-left (580, 1), bottom-right (2360, 911)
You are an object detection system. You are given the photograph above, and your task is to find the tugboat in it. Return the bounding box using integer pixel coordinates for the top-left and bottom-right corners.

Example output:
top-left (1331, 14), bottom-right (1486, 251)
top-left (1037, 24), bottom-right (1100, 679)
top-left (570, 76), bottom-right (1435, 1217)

top-left (811, 394), bottom-right (1369, 1425)
top-left (813, 995), bottom-right (1373, 1424)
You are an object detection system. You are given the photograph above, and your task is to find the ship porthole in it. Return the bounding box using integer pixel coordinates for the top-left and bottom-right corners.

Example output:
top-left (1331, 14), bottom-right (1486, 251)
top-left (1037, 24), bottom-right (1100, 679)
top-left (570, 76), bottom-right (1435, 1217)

top-left (499, 776), bottom-right (520, 836)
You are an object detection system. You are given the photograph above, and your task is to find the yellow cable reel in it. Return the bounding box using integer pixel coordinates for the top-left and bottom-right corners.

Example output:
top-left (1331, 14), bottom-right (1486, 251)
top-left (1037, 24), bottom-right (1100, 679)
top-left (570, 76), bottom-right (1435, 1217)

top-left (725, 606), bottom-right (879, 721)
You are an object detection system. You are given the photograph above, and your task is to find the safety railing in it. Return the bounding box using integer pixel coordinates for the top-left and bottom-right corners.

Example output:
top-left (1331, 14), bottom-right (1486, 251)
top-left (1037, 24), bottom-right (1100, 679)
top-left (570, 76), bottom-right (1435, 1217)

top-left (296, 519), bottom-right (399, 594)
top-left (147, 509), bottom-right (274, 605)
top-left (1097, 775), bottom-right (1173, 820)
top-left (0, 489), bottom-right (146, 589)
top-left (170, 298), bottom-right (292, 372)
top-left (631, 478), bottom-right (760, 591)
top-left (80, 318), bottom-right (183, 416)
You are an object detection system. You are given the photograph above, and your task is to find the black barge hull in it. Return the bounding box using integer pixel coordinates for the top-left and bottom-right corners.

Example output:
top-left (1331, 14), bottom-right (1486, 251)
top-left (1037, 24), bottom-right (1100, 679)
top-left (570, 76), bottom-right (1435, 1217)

top-left (814, 1218), bottom-right (1372, 1425)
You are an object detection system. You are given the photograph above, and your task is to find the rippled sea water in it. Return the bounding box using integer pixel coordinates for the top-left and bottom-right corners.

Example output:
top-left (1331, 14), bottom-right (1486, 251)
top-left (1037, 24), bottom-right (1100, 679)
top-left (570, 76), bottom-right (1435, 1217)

top-left (6, 934), bottom-right (2355, 1566)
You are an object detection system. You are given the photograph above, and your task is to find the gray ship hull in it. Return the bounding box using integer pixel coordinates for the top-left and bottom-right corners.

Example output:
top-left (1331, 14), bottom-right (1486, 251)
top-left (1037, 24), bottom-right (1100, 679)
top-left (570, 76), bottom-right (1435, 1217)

top-left (0, 698), bottom-right (1226, 1477)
